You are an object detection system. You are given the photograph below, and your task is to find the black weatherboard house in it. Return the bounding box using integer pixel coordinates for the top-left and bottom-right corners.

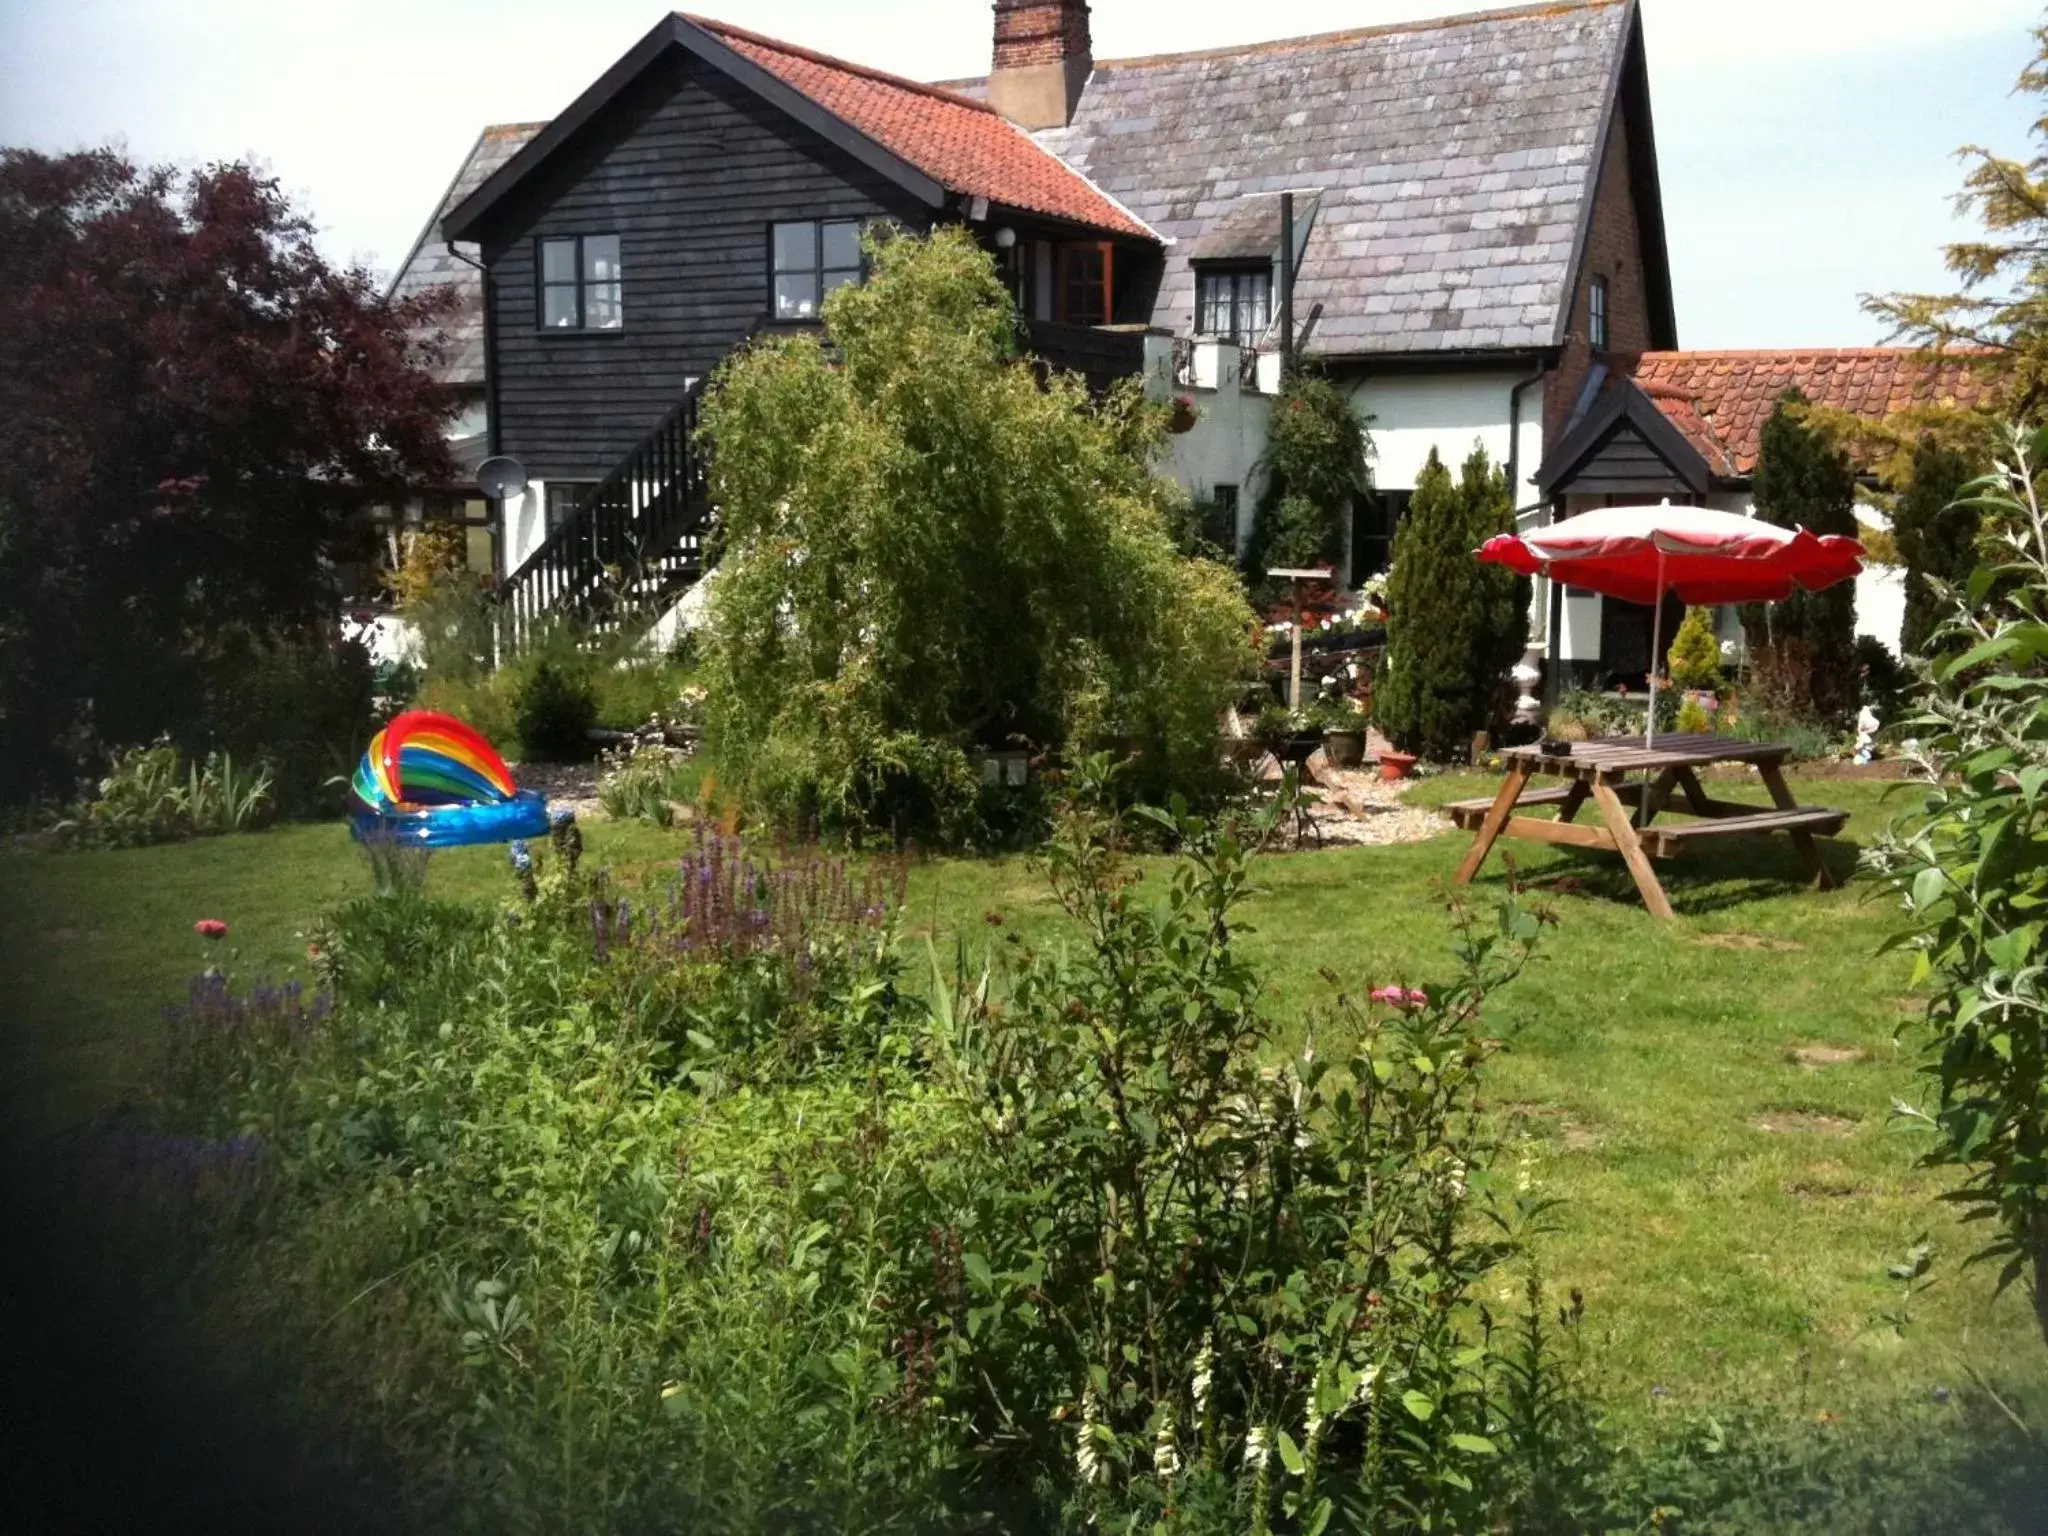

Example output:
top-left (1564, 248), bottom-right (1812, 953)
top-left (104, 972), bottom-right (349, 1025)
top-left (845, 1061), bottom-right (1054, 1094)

top-left (388, 1), bottom-right (1676, 664)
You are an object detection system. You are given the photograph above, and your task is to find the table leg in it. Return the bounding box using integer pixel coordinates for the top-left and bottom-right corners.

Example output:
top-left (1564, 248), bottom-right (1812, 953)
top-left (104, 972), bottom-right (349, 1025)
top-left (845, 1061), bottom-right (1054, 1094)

top-left (1641, 768), bottom-right (1682, 824)
top-left (1756, 759), bottom-right (1840, 890)
top-left (1454, 760), bottom-right (1533, 886)
top-left (1558, 780), bottom-right (1591, 824)
top-left (1673, 766), bottom-right (1714, 816)
top-left (1591, 774), bottom-right (1677, 919)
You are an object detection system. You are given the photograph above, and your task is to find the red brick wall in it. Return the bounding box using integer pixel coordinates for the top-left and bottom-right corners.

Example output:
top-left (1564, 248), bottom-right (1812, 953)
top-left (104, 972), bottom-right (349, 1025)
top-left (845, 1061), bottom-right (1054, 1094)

top-left (1545, 99), bottom-right (1652, 445)
top-left (993, 0), bottom-right (1091, 71)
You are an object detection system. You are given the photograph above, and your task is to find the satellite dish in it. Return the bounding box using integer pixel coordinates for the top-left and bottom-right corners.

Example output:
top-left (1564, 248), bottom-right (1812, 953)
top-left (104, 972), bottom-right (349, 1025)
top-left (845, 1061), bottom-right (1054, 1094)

top-left (476, 455), bottom-right (528, 501)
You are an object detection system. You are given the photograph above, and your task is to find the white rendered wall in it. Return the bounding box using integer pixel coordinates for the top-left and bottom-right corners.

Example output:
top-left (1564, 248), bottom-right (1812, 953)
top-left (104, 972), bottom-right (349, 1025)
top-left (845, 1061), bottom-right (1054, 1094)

top-left (1150, 338), bottom-right (1274, 546)
top-left (1348, 370), bottom-right (1545, 503)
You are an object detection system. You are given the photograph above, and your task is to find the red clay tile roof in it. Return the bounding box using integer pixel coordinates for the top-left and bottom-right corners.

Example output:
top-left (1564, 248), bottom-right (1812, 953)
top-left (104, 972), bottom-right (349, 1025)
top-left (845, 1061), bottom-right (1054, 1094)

top-left (1632, 349), bottom-right (1999, 477)
top-left (683, 15), bottom-right (1156, 242)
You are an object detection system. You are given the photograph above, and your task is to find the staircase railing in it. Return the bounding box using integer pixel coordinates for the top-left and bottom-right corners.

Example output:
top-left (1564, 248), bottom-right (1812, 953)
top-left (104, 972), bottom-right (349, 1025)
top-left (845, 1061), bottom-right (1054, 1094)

top-left (496, 382), bottom-right (711, 651)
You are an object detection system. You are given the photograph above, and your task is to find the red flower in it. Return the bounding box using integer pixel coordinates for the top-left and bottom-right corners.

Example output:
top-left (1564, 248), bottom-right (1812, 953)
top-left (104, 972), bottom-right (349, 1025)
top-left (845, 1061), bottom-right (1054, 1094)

top-left (194, 919), bottom-right (229, 940)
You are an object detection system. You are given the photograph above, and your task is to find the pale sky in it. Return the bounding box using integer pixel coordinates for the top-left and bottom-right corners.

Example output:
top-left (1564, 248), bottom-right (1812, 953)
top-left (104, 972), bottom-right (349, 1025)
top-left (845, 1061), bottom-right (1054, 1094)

top-left (1, 0), bottom-right (2040, 348)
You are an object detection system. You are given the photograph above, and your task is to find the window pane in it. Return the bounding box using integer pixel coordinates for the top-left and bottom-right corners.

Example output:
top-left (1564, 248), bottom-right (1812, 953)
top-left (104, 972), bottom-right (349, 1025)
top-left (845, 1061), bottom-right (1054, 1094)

top-left (1197, 274), bottom-right (1221, 334)
top-left (773, 221), bottom-right (816, 274)
top-left (775, 272), bottom-right (821, 320)
top-left (820, 219), bottom-right (861, 271)
top-left (821, 267), bottom-right (860, 302)
top-left (542, 284), bottom-right (580, 328)
top-left (541, 238), bottom-right (579, 283)
top-left (1244, 272), bottom-right (1272, 338)
top-left (585, 280), bottom-right (623, 330)
top-left (582, 234), bottom-right (621, 283)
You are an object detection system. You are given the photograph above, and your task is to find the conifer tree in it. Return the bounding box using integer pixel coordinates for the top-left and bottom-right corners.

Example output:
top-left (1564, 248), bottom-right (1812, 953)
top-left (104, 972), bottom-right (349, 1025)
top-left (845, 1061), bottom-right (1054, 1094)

top-left (1893, 435), bottom-right (1981, 658)
top-left (1745, 390), bottom-right (1859, 721)
top-left (1376, 444), bottom-right (1528, 759)
top-left (1666, 605), bottom-right (1724, 693)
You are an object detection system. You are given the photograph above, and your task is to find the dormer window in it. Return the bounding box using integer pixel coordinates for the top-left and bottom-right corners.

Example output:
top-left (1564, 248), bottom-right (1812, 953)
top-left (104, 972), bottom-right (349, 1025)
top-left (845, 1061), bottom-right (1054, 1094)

top-left (1196, 266), bottom-right (1272, 347)
top-left (1589, 274), bottom-right (1610, 352)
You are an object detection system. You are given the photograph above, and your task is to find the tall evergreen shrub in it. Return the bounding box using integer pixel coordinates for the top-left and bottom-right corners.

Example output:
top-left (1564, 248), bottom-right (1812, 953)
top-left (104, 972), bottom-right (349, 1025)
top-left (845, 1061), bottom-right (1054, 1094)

top-left (1376, 445), bottom-right (1529, 759)
top-left (1745, 389), bottom-right (1859, 721)
top-left (1893, 434), bottom-right (1981, 658)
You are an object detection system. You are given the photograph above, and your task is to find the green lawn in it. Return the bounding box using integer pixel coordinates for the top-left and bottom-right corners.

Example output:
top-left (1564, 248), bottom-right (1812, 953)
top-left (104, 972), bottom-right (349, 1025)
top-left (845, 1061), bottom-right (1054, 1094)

top-left (3, 773), bottom-right (2042, 1444)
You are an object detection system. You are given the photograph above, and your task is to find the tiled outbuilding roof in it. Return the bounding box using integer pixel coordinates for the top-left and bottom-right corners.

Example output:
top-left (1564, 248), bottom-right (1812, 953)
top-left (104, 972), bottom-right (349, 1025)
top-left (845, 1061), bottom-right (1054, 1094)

top-left (996, 0), bottom-right (1636, 354)
top-left (684, 16), bottom-right (1155, 239)
top-left (386, 123), bottom-right (544, 388)
top-left (1633, 349), bottom-right (1999, 476)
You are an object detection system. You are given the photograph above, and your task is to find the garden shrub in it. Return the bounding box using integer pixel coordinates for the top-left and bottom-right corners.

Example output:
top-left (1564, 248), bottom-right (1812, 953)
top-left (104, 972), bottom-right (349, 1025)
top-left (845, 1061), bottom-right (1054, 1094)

top-left (507, 653), bottom-right (598, 761)
top-left (1745, 391), bottom-right (1859, 722)
top-left (1241, 370), bottom-right (1372, 589)
top-left (1674, 696), bottom-right (1712, 734)
top-left (1870, 423), bottom-right (2048, 1347)
top-left (697, 226), bottom-right (1258, 846)
top-left (1666, 606), bottom-right (1724, 693)
top-left (1376, 445), bottom-right (1529, 760)
top-left (197, 631), bottom-right (378, 818)
top-left (56, 740), bottom-right (273, 847)
top-left (595, 740), bottom-right (686, 826)
top-left (1894, 436), bottom-right (1982, 661)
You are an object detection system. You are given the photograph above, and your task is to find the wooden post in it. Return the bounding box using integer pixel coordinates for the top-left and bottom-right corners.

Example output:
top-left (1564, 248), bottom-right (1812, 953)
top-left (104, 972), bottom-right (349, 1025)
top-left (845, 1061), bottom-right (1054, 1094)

top-left (1268, 567), bottom-right (1333, 713)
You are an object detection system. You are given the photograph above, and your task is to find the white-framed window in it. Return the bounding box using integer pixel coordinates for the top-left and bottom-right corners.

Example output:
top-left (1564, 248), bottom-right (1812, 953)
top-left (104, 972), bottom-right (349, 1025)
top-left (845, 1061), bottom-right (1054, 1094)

top-left (537, 235), bottom-right (623, 331)
top-left (771, 219), bottom-right (864, 321)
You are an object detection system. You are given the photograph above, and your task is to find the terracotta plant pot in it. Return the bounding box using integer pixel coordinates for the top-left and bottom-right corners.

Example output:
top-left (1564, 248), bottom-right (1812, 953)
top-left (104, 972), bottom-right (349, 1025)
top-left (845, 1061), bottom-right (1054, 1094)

top-left (1324, 729), bottom-right (1365, 767)
top-left (1377, 749), bottom-right (1418, 782)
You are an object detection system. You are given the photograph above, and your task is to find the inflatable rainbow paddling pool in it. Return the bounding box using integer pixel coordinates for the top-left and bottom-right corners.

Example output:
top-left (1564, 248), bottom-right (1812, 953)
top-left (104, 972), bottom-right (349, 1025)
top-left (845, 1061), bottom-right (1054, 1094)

top-left (349, 710), bottom-right (551, 848)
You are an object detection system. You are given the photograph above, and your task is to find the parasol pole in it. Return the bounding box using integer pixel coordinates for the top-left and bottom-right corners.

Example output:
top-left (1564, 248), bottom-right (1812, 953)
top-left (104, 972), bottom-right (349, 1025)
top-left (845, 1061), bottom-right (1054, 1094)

top-left (1640, 544), bottom-right (1667, 825)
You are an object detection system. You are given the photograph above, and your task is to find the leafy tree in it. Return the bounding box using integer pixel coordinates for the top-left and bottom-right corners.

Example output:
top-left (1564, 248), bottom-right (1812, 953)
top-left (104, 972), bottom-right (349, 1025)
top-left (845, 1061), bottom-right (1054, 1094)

top-left (1865, 22), bottom-right (2048, 421)
top-left (0, 148), bottom-right (456, 800)
top-left (1241, 369), bottom-right (1371, 585)
top-left (697, 228), bottom-right (1257, 843)
top-left (1745, 390), bottom-right (1859, 722)
top-left (1376, 445), bottom-right (1528, 760)
top-left (1893, 435), bottom-right (1983, 659)
top-left (1665, 605), bottom-right (1724, 693)
top-left (1870, 423), bottom-right (2048, 1348)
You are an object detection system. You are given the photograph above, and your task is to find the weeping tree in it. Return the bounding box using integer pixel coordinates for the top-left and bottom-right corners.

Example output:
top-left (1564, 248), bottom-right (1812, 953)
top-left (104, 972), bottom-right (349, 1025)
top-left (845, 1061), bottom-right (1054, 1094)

top-left (1744, 389), bottom-right (1860, 722)
top-left (697, 227), bottom-right (1258, 844)
top-left (1894, 435), bottom-right (1983, 660)
top-left (1376, 445), bottom-right (1528, 760)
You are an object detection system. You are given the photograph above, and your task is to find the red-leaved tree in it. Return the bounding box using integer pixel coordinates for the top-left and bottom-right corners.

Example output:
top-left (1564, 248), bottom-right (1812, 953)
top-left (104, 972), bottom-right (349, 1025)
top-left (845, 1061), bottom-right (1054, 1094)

top-left (0, 147), bottom-right (457, 800)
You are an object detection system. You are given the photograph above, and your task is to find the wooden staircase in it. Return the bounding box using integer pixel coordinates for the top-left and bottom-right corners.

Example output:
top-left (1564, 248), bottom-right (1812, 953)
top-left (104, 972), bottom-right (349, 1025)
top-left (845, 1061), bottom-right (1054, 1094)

top-left (496, 382), bottom-right (712, 651)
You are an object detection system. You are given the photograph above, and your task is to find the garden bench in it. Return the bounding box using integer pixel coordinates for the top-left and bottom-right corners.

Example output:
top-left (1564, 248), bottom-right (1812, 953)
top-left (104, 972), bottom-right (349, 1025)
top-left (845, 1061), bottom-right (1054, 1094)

top-left (1640, 807), bottom-right (1848, 859)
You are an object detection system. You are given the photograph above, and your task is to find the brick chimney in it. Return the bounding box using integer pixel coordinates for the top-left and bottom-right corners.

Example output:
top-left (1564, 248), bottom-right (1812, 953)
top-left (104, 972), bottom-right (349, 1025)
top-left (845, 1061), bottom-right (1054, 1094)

top-left (989, 0), bottom-right (1092, 131)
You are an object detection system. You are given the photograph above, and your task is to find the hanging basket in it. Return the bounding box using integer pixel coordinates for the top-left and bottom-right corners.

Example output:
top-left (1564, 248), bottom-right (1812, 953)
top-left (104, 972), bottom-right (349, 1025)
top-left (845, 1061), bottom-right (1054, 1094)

top-left (1168, 395), bottom-right (1199, 434)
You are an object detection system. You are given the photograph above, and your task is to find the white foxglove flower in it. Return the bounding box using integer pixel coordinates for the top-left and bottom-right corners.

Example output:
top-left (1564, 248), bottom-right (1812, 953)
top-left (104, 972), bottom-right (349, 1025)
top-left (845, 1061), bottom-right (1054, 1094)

top-left (1153, 1414), bottom-right (1180, 1479)
top-left (1244, 1425), bottom-right (1271, 1471)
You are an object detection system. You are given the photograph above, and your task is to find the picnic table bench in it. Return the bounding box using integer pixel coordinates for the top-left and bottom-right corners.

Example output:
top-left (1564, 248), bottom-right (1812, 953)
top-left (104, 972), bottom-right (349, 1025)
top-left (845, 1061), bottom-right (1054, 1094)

top-left (1448, 733), bottom-right (1848, 919)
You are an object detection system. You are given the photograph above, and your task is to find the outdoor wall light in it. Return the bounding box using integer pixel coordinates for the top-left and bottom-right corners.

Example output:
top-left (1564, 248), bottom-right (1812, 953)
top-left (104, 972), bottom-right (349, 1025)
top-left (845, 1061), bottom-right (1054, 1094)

top-left (993, 226), bottom-right (1018, 249)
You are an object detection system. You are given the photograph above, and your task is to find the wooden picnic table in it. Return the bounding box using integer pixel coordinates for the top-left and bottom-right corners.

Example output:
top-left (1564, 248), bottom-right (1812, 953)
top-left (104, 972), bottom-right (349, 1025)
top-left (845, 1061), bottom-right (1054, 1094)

top-left (1447, 733), bottom-right (1848, 920)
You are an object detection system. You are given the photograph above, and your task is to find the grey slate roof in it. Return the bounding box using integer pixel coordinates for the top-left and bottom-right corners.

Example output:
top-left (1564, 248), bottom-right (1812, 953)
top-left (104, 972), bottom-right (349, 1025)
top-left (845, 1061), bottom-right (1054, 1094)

top-left (1016, 0), bottom-right (1632, 356)
top-left (386, 123), bottom-right (545, 388)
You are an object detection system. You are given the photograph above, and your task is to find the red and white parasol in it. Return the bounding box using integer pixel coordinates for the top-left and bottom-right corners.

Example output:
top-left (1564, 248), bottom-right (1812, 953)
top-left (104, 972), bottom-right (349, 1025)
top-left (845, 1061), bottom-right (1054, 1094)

top-left (1477, 503), bottom-right (1864, 755)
